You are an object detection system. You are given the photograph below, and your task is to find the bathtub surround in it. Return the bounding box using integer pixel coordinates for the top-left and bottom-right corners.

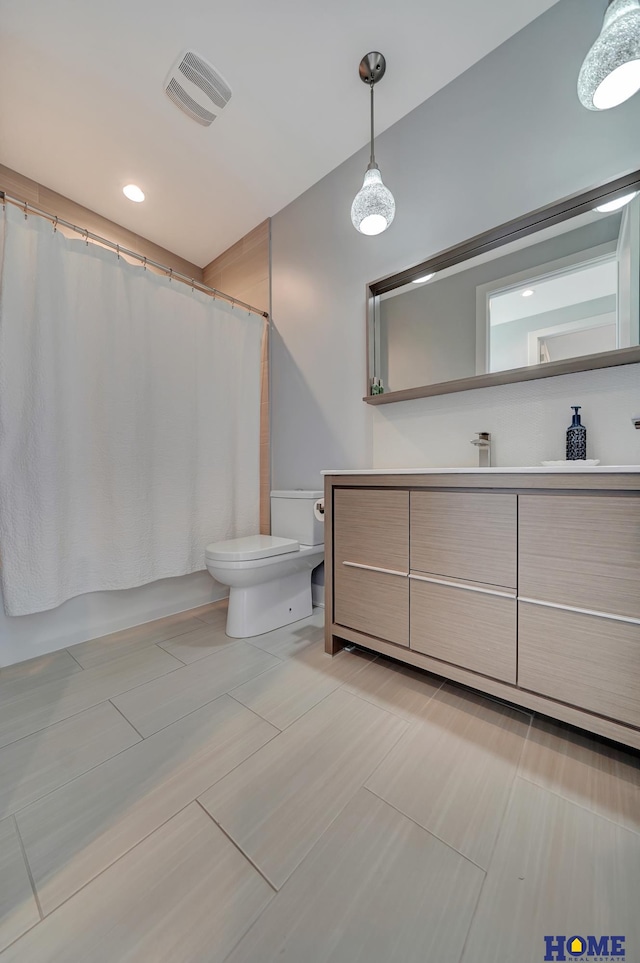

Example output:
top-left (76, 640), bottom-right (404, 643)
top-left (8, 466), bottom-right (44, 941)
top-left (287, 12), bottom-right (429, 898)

top-left (270, 0), bottom-right (640, 487)
top-left (0, 204), bottom-right (263, 618)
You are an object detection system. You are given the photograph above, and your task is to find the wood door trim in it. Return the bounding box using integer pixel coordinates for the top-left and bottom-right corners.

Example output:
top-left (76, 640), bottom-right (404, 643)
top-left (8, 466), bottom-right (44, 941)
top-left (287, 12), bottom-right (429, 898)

top-left (343, 561), bottom-right (409, 578)
top-left (409, 573), bottom-right (516, 598)
top-left (518, 596), bottom-right (640, 626)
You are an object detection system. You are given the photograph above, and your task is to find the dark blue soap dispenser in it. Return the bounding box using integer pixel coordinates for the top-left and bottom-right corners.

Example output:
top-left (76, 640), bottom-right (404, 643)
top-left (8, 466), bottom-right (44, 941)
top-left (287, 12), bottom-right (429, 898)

top-left (566, 406), bottom-right (587, 460)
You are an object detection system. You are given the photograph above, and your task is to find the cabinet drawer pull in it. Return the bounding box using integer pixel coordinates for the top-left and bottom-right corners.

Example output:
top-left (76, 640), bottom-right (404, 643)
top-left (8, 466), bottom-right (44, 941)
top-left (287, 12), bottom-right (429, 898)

top-left (342, 561), bottom-right (408, 578)
top-left (518, 596), bottom-right (640, 625)
top-left (409, 573), bottom-right (516, 599)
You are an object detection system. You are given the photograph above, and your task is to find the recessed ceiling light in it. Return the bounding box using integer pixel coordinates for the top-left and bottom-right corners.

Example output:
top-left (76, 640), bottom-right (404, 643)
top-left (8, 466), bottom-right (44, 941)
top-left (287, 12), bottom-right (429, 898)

top-left (594, 190), bottom-right (639, 213)
top-left (412, 273), bottom-right (435, 284)
top-left (522, 289), bottom-right (535, 297)
top-left (123, 184), bottom-right (145, 203)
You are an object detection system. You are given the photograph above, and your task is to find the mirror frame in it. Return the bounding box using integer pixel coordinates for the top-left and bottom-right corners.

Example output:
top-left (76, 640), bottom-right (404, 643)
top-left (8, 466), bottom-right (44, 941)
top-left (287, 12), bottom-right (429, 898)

top-left (365, 168), bottom-right (640, 405)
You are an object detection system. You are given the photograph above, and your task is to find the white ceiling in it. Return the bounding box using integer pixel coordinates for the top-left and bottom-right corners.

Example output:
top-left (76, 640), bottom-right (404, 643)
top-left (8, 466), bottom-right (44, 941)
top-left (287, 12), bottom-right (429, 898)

top-left (0, 0), bottom-right (558, 267)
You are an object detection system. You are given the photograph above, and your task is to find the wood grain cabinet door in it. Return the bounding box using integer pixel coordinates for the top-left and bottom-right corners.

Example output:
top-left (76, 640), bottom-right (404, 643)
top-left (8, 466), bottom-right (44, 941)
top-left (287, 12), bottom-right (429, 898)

top-left (519, 602), bottom-right (640, 728)
top-left (411, 492), bottom-right (517, 588)
top-left (519, 495), bottom-right (640, 619)
top-left (410, 577), bottom-right (516, 683)
top-left (333, 489), bottom-right (409, 647)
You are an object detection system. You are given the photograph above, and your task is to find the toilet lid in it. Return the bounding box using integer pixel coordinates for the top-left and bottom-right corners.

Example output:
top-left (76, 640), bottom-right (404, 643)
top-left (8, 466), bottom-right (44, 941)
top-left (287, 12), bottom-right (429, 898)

top-left (205, 534), bottom-right (299, 562)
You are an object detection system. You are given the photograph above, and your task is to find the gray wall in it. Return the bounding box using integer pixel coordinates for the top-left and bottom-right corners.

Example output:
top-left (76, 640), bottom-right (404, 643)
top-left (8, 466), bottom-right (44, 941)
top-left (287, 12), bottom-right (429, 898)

top-left (271, 0), bottom-right (640, 488)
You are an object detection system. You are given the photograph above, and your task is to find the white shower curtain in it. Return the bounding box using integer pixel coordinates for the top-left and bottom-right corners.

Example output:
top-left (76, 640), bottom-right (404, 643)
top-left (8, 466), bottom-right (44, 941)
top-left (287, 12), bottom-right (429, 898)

top-left (0, 204), bottom-right (264, 616)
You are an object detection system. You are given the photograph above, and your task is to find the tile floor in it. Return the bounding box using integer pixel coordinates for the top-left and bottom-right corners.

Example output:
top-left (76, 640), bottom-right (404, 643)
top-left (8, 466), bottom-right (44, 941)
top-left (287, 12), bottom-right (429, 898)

top-left (0, 603), bottom-right (639, 962)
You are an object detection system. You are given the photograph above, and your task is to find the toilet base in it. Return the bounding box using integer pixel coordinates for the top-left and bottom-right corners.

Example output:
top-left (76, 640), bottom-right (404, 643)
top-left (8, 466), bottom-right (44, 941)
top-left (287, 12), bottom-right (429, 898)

top-left (226, 569), bottom-right (314, 638)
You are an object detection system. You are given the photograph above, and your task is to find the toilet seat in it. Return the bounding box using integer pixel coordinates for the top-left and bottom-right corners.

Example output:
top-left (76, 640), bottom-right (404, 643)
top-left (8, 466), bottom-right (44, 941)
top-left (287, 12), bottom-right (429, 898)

top-left (205, 534), bottom-right (299, 563)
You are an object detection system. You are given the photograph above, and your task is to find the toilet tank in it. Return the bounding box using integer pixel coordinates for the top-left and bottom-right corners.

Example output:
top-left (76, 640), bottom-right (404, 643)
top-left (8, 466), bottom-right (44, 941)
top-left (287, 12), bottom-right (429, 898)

top-left (270, 490), bottom-right (324, 546)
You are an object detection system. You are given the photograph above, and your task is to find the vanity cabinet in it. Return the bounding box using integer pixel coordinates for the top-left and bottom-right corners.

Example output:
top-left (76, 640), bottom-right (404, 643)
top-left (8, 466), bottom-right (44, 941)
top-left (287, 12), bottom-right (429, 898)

top-left (325, 471), bottom-right (640, 750)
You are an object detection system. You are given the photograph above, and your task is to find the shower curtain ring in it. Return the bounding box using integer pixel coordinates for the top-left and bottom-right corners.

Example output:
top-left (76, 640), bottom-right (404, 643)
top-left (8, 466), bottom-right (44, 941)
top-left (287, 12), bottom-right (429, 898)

top-left (169, 268), bottom-right (173, 282)
top-left (143, 257), bottom-right (147, 271)
top-left (117, 245), bottom-right (120, 260)
top-left (53, 216), bottom-right (58, 234)
top-left (84, 229), bottom-right (89, 246)
top-left (23, 202), bottom-right (28, 220)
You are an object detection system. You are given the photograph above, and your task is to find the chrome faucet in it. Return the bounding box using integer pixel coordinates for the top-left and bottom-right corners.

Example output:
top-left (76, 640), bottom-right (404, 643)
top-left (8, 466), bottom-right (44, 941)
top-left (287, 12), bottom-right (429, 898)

top-left (471, 431), bottom-right (491, 468)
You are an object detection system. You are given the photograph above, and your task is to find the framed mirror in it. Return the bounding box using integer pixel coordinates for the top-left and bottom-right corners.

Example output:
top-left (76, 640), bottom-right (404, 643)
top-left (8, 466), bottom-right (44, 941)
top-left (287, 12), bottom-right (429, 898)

top-left (366, 170), bottom-right (640, 404)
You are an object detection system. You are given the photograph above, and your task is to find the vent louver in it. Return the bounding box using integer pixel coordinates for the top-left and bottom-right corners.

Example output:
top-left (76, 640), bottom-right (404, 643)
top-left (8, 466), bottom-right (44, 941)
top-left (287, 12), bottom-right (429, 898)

top-left (165, 51), bottom-right (232, 127)
top-left (166, 78), bottom-right (217, 126)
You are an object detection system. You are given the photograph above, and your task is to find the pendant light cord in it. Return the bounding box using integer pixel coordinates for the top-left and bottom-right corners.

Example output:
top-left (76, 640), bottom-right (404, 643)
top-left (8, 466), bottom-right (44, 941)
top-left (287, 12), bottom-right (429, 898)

top-left (369, 81), bottom-right (376, 168)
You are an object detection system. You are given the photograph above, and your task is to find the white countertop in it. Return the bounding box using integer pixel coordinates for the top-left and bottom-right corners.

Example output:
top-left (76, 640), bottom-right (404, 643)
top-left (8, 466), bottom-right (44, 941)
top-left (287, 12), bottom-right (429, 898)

top-left (322, 466), bottom-right (640, 475)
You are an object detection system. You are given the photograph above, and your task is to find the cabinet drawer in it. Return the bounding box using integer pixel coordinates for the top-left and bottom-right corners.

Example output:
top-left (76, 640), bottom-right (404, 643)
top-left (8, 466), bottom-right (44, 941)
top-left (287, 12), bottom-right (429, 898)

top-left (334, 489), bottom-right (408, 572)
top-left (519, 495), bottom-right (640, 620)
top-left (518, 602), bottom-right (640, 728)
top-left (410, 492), bottom-right (516, 588)
top-left (410, 577), bottom-right (516, 683)
top-left (334, 564), bottom-right (408, 647)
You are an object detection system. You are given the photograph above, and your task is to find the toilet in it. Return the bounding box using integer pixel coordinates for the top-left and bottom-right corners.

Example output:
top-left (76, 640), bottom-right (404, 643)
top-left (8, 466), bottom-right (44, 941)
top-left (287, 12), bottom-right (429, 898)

top-left (205, 490), bottom-right (324, 638)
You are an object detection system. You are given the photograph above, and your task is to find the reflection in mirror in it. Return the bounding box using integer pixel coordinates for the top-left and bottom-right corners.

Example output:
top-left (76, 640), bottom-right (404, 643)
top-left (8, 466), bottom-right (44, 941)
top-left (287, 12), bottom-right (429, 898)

top-left (375, 191), bottom-right (639, 396)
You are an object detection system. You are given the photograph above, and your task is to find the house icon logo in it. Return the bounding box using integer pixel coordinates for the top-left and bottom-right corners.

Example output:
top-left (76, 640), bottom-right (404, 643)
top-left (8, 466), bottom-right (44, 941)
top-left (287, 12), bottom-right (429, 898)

top-left (543, 934), bottom-right (626, 960)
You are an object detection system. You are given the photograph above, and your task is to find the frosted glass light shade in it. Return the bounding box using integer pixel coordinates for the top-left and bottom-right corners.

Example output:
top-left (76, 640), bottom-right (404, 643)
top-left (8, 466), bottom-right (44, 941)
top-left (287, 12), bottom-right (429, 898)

top-left (351, 168), bottom-right (395, 235)
top-left (578, 0), bottom-right (640, 110)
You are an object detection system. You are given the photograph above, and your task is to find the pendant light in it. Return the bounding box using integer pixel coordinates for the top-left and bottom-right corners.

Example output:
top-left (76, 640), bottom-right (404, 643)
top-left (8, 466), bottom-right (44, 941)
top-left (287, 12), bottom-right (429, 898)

top-left (351, 52), bottom-right (395, 236)
top-left (578, 0), bottom-right (640, 110)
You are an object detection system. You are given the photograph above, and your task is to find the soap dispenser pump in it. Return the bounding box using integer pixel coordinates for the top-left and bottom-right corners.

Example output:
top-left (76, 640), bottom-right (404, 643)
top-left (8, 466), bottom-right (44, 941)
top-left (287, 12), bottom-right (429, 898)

top-left (566, 406), bottom-right (587, 461)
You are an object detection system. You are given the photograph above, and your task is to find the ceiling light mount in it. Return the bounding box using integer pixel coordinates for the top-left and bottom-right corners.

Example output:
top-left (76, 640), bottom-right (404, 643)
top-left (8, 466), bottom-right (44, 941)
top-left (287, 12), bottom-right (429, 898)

top-left (358, 52), bottom-right (387, 85)
top-left (351, 52), bottom-right (396, 236)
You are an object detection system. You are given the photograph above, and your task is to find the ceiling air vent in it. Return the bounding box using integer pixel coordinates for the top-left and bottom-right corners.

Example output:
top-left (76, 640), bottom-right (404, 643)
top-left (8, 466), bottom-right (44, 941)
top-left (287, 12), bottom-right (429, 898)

top-left (164, 51), bottom-right (232, 127)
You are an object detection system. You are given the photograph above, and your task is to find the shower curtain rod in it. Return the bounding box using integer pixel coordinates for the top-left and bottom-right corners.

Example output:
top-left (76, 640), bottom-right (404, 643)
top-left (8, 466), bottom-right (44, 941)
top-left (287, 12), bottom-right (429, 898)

top-left (1, 193), bottom-right (270, 319)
